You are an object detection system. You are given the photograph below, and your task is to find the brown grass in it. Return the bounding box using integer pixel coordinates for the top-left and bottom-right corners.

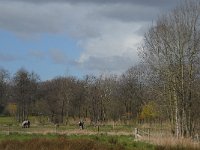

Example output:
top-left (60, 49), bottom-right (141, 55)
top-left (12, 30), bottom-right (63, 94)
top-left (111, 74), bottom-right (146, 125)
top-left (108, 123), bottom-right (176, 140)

top-left (0, 138), bottom-right (125, 150)
top-left (142, 136), bottom-right (200, 150)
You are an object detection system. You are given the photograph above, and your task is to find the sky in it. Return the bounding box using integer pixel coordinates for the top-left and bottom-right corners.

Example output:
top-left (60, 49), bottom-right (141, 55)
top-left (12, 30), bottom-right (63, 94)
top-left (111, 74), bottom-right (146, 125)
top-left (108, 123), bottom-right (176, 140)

top-left (0, 0), bottom-right (180, 80)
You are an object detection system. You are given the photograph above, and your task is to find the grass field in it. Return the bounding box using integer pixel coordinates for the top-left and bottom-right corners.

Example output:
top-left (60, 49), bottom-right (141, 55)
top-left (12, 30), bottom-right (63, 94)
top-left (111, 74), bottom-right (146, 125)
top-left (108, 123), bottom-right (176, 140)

top-left (0, 116), bottom-right (199, 150)
top-left (0, 116), bottom-right (18, 125)
top-left (0, 116), bottom-right (152, 149)
top-left (0, 116), bottom-right (136, 136)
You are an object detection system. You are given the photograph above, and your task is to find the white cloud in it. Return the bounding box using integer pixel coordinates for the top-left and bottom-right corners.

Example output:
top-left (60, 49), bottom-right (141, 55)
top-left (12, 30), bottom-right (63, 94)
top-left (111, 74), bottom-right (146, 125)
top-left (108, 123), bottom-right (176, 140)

top-left (77, 21), bottom-right (143, 72)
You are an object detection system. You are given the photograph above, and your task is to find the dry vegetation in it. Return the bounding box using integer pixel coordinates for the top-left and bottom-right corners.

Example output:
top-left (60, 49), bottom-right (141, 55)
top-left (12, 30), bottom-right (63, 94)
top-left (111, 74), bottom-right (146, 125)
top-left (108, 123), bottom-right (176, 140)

top-left (0, 138), bottom-right (124, 150)
top-left (0, 136), bottom-right (199, 150)
top-left (0, 131), bottom-right (199, 150)
top-left (144, 137), bottom-right (200, 150)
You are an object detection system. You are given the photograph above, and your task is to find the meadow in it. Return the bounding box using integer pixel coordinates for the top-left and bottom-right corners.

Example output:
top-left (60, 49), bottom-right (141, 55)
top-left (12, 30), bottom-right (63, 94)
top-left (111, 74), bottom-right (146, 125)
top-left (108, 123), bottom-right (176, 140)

top-left (0, 116), bottom-right (199, 150)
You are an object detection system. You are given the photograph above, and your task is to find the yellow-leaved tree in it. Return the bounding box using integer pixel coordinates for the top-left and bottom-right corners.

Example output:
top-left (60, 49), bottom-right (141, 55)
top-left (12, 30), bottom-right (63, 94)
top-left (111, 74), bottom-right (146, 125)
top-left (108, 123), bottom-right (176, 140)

top-left (140, 101), bottom-right (159, 123)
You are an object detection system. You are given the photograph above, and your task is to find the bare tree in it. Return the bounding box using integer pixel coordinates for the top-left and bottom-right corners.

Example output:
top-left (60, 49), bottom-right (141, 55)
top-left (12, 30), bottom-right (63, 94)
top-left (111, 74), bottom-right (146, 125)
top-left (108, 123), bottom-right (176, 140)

top-left (140, 0), bottom-right (200, 137)
top-left (0, 68), bottom-right (9, 114)
top-left (13, 68), bottom-right (39, 122)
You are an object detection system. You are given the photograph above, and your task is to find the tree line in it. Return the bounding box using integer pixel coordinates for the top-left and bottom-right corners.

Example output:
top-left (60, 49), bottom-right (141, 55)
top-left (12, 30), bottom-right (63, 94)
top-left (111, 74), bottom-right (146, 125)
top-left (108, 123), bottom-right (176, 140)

top-left (0, 0), bottom-right (199, 138)
top-left (0, 67), bottom-right (146, 124)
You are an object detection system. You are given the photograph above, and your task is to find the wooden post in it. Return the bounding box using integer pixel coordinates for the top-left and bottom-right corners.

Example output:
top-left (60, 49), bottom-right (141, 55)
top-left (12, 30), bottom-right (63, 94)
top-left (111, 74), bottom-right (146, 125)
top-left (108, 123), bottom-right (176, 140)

top-left (135, 128), bottom-right (138, 139)
top-left (55, 125), bottom-right (57, 134)
top-left (97, 125), bottom-right (100, 133)
top-left (7, 124), bottom-right (10, 135)
top-left (55, 124), bottom-right (58, 134)
top-left (148, 128), bottom-right (150, 142)
top-left (160, 128), bottom-right (162, 137)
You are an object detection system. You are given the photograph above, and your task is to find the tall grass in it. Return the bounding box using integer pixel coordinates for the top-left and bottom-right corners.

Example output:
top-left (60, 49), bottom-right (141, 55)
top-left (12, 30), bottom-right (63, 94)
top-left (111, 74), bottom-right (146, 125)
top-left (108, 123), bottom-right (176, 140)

top-left (144, 136), bottom-right (200, 150)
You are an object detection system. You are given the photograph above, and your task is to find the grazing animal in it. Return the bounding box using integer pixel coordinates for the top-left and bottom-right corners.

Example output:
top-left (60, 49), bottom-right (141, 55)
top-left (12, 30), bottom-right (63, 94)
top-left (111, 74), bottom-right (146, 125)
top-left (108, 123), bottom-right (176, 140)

top-left (79, 121), bottom-right (84, 130)
top-left (22, 120), bottom-right (30, 128)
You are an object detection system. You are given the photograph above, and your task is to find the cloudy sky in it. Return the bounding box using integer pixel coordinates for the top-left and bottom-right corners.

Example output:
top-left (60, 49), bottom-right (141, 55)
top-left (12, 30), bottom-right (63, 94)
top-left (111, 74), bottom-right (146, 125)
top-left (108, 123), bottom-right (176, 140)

top-left (0, 0), bottom-right (180, 80)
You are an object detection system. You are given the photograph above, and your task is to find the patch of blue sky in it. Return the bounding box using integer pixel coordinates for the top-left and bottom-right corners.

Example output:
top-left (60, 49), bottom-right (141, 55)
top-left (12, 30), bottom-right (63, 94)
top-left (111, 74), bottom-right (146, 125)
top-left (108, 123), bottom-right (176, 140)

top-left (0, 30), bottom-right (83, 80)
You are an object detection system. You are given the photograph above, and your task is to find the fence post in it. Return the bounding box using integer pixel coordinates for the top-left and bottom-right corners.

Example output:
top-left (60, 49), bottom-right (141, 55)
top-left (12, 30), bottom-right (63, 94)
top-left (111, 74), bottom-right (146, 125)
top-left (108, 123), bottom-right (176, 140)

top-left (55, 124), bottom-right (59, 134)
top-left (148, 128), bottom-right (150, 142)
top-left (97, 125), bottom-right (100, 133)
top-left (135, 128), bottom-right (138, 140)
top-left (7, 124), bottom-right (10, 135)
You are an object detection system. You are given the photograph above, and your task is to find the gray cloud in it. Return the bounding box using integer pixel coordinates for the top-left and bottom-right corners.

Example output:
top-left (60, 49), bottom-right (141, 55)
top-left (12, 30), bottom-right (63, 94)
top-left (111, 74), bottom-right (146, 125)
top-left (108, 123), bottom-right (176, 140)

top-left (75, 55), bottom-right (138, 74)
top-left (0, 1), bottom-right (179, 36)
top-left (97, 4), bottom-right (159, 22)
top-left (1, 0), bottom-right (178, 7)
top-left (0, 2), bottom-right (68, 36)
top-left (0, 0), bottom-right (180, 74)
